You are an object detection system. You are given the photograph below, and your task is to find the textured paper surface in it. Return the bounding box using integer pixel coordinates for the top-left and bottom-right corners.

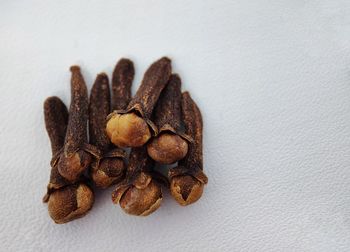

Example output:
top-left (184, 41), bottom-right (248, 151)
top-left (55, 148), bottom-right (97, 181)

top-left (1, 1), bottom-right (350, 251)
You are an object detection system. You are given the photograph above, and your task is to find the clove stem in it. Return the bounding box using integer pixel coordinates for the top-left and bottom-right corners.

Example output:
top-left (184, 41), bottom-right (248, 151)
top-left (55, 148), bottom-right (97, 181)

top-left (89, 73), bottom-right (111, 152)
top-left (44, 96), bottom-right (68, 155)
top-left (112, 58), bottom-right (134, 111)
top-left (64, 66), bottom-right (89, 155)
top-left (127, 57), bottom-right (171, 118)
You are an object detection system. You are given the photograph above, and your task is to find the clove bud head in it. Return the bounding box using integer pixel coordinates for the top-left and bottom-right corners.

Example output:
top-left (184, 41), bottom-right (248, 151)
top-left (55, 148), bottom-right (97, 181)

top-left (47, 183), bottom-right (94, 224)
top-left (106, 112), bottom-right (151, 147)
top-left (147, 132), bottom-right (188, 164)
top-left (91, 158), bottom-right (125, 188)
top-left (58, 150), bottom-right (92, 182)
top-left (170, 175), bottom-right (204, 206)
top-left (112, 173), bottom-right (162, 216)
top-left (119, 181), bottom-right (162, 216)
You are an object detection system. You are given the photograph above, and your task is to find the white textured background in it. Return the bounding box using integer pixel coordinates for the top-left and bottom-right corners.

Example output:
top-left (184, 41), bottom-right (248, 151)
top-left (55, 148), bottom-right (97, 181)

top-left (1, 0), bottom-right (350, 251)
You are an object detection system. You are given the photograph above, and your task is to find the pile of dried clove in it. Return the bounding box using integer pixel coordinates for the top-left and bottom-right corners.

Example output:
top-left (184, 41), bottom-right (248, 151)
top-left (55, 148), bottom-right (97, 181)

top-left (43, 57), bottom-right (208, 224)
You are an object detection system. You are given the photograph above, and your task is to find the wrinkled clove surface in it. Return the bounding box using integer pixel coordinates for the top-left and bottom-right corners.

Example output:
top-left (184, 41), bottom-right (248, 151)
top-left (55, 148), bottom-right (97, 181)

top-left (89, 71), bottom-right (127, 188)
top-left (147, 74), bottom-right (190, 164)
top-left (57, 66), bottom-right (93, 182)
top-left (169, 92), bottom-right (208, 206)
top-left (106, 57), bottom-right (171, 147)
top-left (43, 97), bottom-right (70, 197)
top-left (48, 183), bottom-right (94, 224)
top-left (111, 58), bottom-right (134, 111)
top-left (112, 147), bottom-right (162, 216)
top-left (43, 97), bottom-right (94, 224)
top-left (44, 97), bottom-right (69, 156)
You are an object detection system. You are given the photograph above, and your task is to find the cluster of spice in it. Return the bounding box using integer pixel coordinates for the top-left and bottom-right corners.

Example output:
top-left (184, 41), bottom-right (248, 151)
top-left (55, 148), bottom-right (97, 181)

top-left (43, 57), bottom-right (208, 224)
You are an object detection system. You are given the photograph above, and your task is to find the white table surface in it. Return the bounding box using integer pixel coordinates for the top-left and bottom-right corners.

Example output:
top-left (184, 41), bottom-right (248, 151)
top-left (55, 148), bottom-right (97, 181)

top-left (1, 1), bottom-right (350, 251)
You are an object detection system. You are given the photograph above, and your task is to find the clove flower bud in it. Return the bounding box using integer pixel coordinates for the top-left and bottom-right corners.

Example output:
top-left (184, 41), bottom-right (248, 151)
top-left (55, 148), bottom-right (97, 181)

top-left (89, 59), bottom-right (134, 188)
top-left (112, 147), bottom-right (162, 216)
top-left (57, 66), bottom-right (97, 182)
top-left (43, 96), bottom-right (94, 224)
top-left (169, 92), bottom-right (208, 206)
top-left (147, 74), bottom-right (191, 164)
top-left (106, 57), bottom-right (171, 147)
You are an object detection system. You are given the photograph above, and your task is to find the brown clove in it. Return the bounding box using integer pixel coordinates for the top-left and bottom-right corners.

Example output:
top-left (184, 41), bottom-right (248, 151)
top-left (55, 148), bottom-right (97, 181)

top-left (89, 70), bottom-right (128, 188)
top-left (47, 183), bottom-right (94, 224)
top-left (57, 66), bottom-right (96, 182)
top-left (169, 92), bottom-right (208, 206)
top-left (147, 74), bottom-right (190, 164)
top-left (43, 97), bottom-right (94, 224)
top-left (43, 97), bottom-right (70, 198)
top-left (112, 147), bottom-right (162, 216)
top-left (106, 57), bottom-right (171, 147)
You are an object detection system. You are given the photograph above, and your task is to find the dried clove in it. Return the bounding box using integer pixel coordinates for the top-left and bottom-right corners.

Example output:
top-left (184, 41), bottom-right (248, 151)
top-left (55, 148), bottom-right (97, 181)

top-left (57, 66), bottom-right (96, 182)
top-left (112, 147), bottom-right (162, 216)
top-left (106, 57), bottom-right (171, 147)
top-left (147, 74), bottom-right (190, 164)
top-left (169, 92), bottom-right (208, 206)
top-left (43, 97), bottom-right (94, 224)
top-left (47, 183), bottom-right (94, 224)
top-left (43, 96), bottom-right (70, 196)
top-left (89, 70), bottom-right (128, 188)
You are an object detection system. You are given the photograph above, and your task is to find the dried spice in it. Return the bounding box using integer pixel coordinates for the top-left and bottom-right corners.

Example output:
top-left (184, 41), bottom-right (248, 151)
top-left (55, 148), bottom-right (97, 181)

top-left (47, 183), bottom-right (94, 224)
top-left (57, 66), bottom-right (97, 182)
top-left (112, 147), bottom-right (162, 216)
top-left (89, 70), bottom-right (128, 188)
top-left (43, 97), bottom-right (94, 224)
top-left (169, 92), bottom-right (208, 206)
top-left (43, 97), bottom-right (70, 199)
top-left (111, 58), bottom-right (134, 111)
top-left (147, 74), bottom-right (191, 164)
top-left (106, 57), bottom-right (171, 147)
top-left (42, 57), bottom-right (209, 221)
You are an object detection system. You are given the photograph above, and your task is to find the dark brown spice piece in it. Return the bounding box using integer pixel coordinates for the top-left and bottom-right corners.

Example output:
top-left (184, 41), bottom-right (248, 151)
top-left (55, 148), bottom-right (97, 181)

top-left (43, 97), bottom-right (94, 224)
top-left (47, 183), bottom-right (94, 224)
top-left (89, 72), bottom-right (126, 188)
top-left (64, 66), bottom-right (89, 154)
top-left (111, 58), bottom-right (134, 111)
top-left (106, 57), bottom-right (172, 147)
top-left (89, 73), bottom-right (111, 152)
top-left (43, 97), bottom-right (70, 198)
top-left (112, 147), bottom-right (162, 216)
top-left (169, 92), bottom-right (208, 206)
top-left (44, 97), bottom-right (69, 156)
top-left (147, 74), bottom-right (191, 164)
top-left (57, 66), bottom-right (97, 182)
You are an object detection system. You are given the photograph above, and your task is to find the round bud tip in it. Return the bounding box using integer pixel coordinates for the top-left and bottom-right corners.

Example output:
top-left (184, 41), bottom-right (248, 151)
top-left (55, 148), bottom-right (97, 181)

top-left (48, 184), bottom-right (94, 224)
top-left (147, 133), bottom-right (188, 164)
top-left (159, 56), bottom-right (171, 64)
top-left (98, 72), bottom-right (108, 78)
top-left (170, 175), bottom-right (204, 206)
top-left (58, 150), bottom-right (92, 182)
top-left (70, 65), bottom-right (81, 72)
top-left (106, 112), bottom-right (151, 147)
top-left (119, 180), bottom-right (162, 216)
top-left (91, 158), bottom-right (125, 188)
